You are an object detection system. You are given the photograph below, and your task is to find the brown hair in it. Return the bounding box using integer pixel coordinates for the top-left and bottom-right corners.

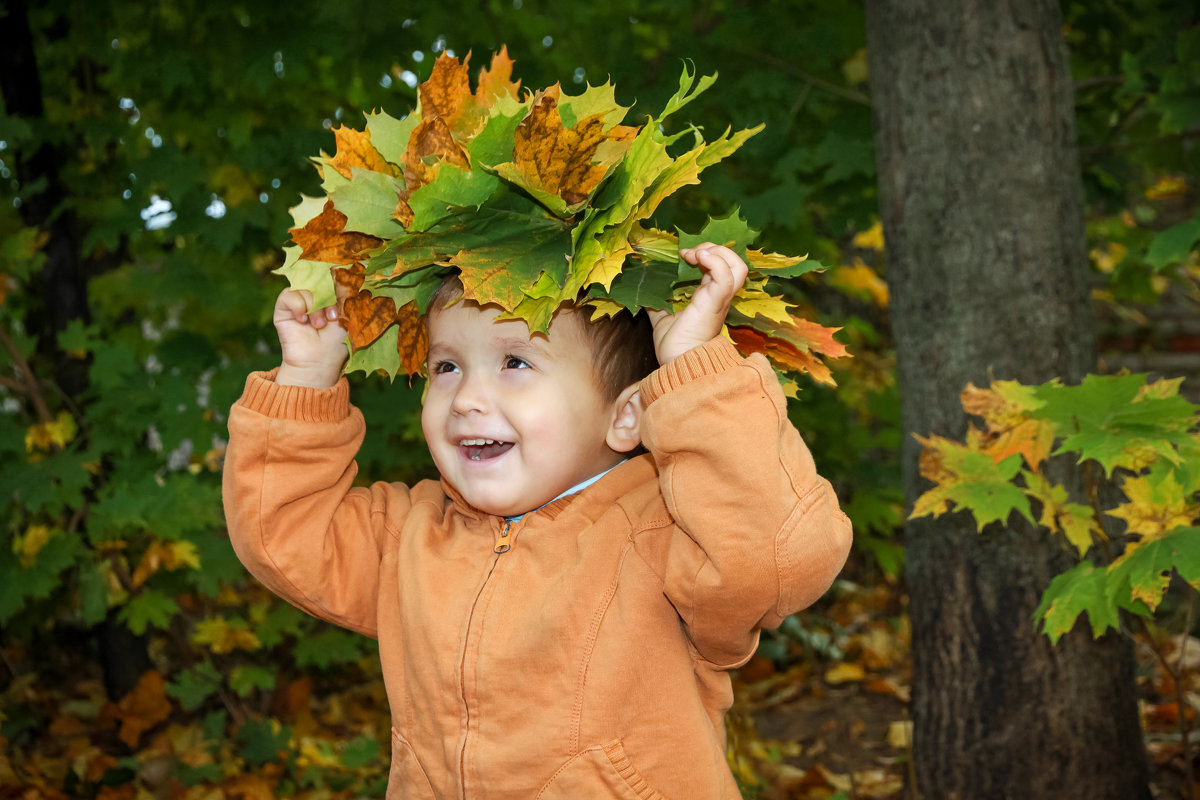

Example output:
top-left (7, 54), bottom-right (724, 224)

top-left (429, 274), bottom-right (658, 401)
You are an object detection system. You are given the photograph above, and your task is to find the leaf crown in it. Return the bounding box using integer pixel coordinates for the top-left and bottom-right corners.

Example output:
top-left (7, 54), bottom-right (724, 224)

top-left (279, 47), bottom-right (848, 387)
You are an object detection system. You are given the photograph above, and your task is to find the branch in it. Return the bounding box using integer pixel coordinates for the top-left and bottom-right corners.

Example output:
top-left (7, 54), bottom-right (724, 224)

top-left (0, 326), bottom-right (53, 423)
top-left (725, 47), bottom-right (871, 107)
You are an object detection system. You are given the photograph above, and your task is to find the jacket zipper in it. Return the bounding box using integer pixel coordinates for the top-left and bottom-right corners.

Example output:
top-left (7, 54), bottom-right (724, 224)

top-left (457, 518), bottom-right (515, 798)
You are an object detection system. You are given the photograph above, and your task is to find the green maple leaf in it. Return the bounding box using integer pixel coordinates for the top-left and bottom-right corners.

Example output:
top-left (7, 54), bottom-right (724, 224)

top-left (942, 450), bottom-right (1033, 529)
top-left (1106, 526), bottom-right (1200, 613)
top-left (677, 207), bottom-right (757, 281)
top-left (230, 665), bottom-right (275, 698)
top-left (407, 163), bottom-right (501, 232)
top-left (345, 326), bottom-right (400, 378)
top-left (275, 246), bottom-right (338, 310)
top-left (1034, 561), bottom-right (1122, 644)
top-left (468, 106), bottom-right (525, 167)
top-left (598, 258), bottom-right (678, 311)
top-left (119, 589), bottom-right (179, 635)
top-left (1146, 216), bottom-right (1200, 271)
top-left (557, 79), bottom-right (632, 129)
top-left (635, 124), bottom-right (762, 221)
top-left (168, 661), bottom-right (222, 711)
top-left (364, 108), bottom-right (420, 166)
top-left (329, 169), bottom-right (406, 238)
top-left (1033, 374), bottom-right (1198, 476)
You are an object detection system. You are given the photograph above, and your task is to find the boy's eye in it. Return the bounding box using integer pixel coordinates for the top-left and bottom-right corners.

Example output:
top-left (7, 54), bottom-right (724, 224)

top-left (503, 356), bottom-right (530, 370)
top-left (431, 360), bottom-right (458, 375)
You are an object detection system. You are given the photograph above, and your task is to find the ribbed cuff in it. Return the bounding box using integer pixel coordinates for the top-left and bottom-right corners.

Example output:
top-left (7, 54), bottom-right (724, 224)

top-left (638, 336), bottom-right (743, 406)
top-left (238, 369), bottom-right (352, 422)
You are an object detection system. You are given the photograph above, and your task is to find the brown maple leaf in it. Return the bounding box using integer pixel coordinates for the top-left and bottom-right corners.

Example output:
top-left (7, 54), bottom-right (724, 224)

top-left (289, 201), bottom-right (382, 265)
top-left (396, 300), bottom-right (429, 375)
top-left (394, 116), bottom-right (473, 227)
top-left (343, 291), bottom-right (399, 349)
top-left (507, 91), bottom-right (636, 208)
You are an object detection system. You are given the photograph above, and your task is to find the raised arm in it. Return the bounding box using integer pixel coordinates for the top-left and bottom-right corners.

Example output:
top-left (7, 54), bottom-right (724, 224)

top-left (639, 245), bottom-right (852, 667)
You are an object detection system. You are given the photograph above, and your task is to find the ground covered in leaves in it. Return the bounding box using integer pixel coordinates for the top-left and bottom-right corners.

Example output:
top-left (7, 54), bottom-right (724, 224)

top-left (1, 569), bottom-right (1197, 799)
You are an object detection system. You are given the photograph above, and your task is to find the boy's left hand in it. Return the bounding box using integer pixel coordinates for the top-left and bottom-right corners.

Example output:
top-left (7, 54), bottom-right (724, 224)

top-left (648, 243), bottom-right (749, 365)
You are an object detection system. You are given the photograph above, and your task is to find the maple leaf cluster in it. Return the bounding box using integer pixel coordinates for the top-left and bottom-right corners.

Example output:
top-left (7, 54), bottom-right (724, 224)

top-left (278, 48), bottom-right (848, 384)
top-left (909, 373), bottom-right (1200, 643)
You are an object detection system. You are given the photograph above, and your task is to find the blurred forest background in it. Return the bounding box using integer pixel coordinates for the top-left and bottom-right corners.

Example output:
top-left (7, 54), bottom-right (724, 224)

top-left (1, 0), bottom-right (1198, 798)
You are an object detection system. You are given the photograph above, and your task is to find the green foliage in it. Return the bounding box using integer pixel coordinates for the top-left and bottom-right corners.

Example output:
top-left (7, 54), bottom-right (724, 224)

top-left (912, 373), bottom-right (1200, 643)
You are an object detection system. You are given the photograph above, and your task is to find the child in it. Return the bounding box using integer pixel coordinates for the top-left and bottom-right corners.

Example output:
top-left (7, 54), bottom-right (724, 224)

top-left (222, 240), bottom-right (852, 798)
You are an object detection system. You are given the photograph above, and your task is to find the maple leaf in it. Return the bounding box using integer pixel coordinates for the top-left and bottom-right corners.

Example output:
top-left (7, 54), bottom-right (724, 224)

top-left (327, 125), bottom-right (399, 180)
top-left (420, 51), bottom-right (475, 130)
top-left (1032, 373), bottom-right (1199, 476)
top-left (492, 90), bottom-right (636, 216)
top-left (395, 300), bottom-right (428, 376)
top-left (831, 260), bottom-right (889, 307)
top-left (728, 325), bottom-right (836, 386)
top-left (109, 670), bottom-right (172, 748)
top-left (289, 201), bottom-right (383, 265)
top-left (343, 291), bottom-right (399, 349)
top-left (1106, 525), bottom-right (1200, 612)
top-left (328, 169), bottom-right (406, 238)
top-left (1034, 561), bottom-right (1122, 644)
top-left (909, 434), bottom-right (1034, 530)
top-left (1022, 469), bottom-right (1100, 556)
top-left (192, 617), bottom-right (261, 654)
top-left (1106, 471), bottom-right (1198, 539)
top-left (345, 326), bottom-right (402, 378)
top-left (474, 45), bottom-right (522, 106)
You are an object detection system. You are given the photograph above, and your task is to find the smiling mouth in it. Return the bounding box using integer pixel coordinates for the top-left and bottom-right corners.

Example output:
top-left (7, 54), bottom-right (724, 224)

top-left (459, 438), bottom-right (515, 461)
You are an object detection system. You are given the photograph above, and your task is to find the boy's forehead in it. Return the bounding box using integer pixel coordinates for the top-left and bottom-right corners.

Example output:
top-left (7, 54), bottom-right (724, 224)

top-left (426, 301), bottom-right (590, 352)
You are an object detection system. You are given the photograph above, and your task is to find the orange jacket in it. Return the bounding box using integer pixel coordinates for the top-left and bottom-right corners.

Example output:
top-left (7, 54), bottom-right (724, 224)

top-left (222, 337), bottom-right (852, 799)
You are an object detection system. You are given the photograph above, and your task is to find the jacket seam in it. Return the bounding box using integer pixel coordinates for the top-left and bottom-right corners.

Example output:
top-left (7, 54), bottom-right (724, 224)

top-left (569, 544), bottom-right (630, 754)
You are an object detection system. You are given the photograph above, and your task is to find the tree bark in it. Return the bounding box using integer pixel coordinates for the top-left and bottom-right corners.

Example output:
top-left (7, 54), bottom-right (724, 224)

top-left (864, 1), bottom-right (1150, 798)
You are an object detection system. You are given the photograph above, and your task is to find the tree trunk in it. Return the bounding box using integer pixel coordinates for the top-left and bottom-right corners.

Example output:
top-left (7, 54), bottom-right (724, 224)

top-left (864, 1), bottom-right (1150, 798)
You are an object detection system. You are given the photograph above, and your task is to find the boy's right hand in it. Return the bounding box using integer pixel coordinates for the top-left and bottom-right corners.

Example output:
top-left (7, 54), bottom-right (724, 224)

top-left (274, 289), bottom-right (348, 388)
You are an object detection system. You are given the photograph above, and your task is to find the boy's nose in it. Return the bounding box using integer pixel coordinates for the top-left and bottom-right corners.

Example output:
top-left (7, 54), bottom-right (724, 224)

top-left (449, 373), bottom-right (490, 415)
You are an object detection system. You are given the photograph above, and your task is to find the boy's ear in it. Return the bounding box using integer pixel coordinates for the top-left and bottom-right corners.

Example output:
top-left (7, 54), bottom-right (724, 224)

top-left (606, 384), bottom-right (643, 453)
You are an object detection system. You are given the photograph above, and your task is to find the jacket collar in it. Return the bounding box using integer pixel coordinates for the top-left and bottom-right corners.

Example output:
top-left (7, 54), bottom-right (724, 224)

top-left (439, 454), bottom-right (656, 525)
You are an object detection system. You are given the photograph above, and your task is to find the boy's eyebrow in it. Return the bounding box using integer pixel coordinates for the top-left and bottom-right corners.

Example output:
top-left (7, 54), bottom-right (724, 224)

top-left (493, 334), bottom-right (553, 356)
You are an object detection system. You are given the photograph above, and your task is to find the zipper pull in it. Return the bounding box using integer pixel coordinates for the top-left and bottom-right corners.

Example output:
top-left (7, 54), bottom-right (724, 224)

top-left (493, 520), bottom-right (513, 554)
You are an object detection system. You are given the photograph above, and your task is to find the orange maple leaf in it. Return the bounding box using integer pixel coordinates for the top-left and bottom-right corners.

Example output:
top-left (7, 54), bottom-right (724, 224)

top-left (420, 51), bottom-right (475, 129)
top-left (110, 670), bottom-right (172, 748)
top-left (328, 125), bottom-right (399, 180)
top-left (475, 45), bottom-right (521, 106)
top-left (396, 300), bottom-right (429, 375)
top-left (343, 291), bottom-right (398, 349)
top-left (289, 201), bottom-right (382, 265)
top-left (728, 325), bottom-right (836, 385)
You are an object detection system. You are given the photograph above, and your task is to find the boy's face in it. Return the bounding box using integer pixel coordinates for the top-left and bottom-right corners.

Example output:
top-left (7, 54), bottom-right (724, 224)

top-left (421, 300), bottom-right (632, 518)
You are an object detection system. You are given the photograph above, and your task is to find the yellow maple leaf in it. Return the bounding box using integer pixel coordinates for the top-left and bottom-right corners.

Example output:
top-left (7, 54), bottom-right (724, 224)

top-left (12, 524), bottom-right (54, 568)
top-left (192, 617), bottom-right (261, 654)
top-left (831, 260), bottom-right (889, 307)
top-left (25, 410), bottom-right (77, 452)
top-left (851, 220), bottom-right (884, 251)
top-left (731, 288), bottom-right (794, 324)
top-left (131, 540), bottom-right (201, 588)
top-left (1106, 473), bottom-right (1198, 539)
top-left (1145, 175), bottom-right (1188, 199)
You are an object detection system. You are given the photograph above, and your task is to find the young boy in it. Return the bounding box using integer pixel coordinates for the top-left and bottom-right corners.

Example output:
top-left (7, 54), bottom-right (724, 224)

top-left (223, 243), bottom-right (852, 798)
